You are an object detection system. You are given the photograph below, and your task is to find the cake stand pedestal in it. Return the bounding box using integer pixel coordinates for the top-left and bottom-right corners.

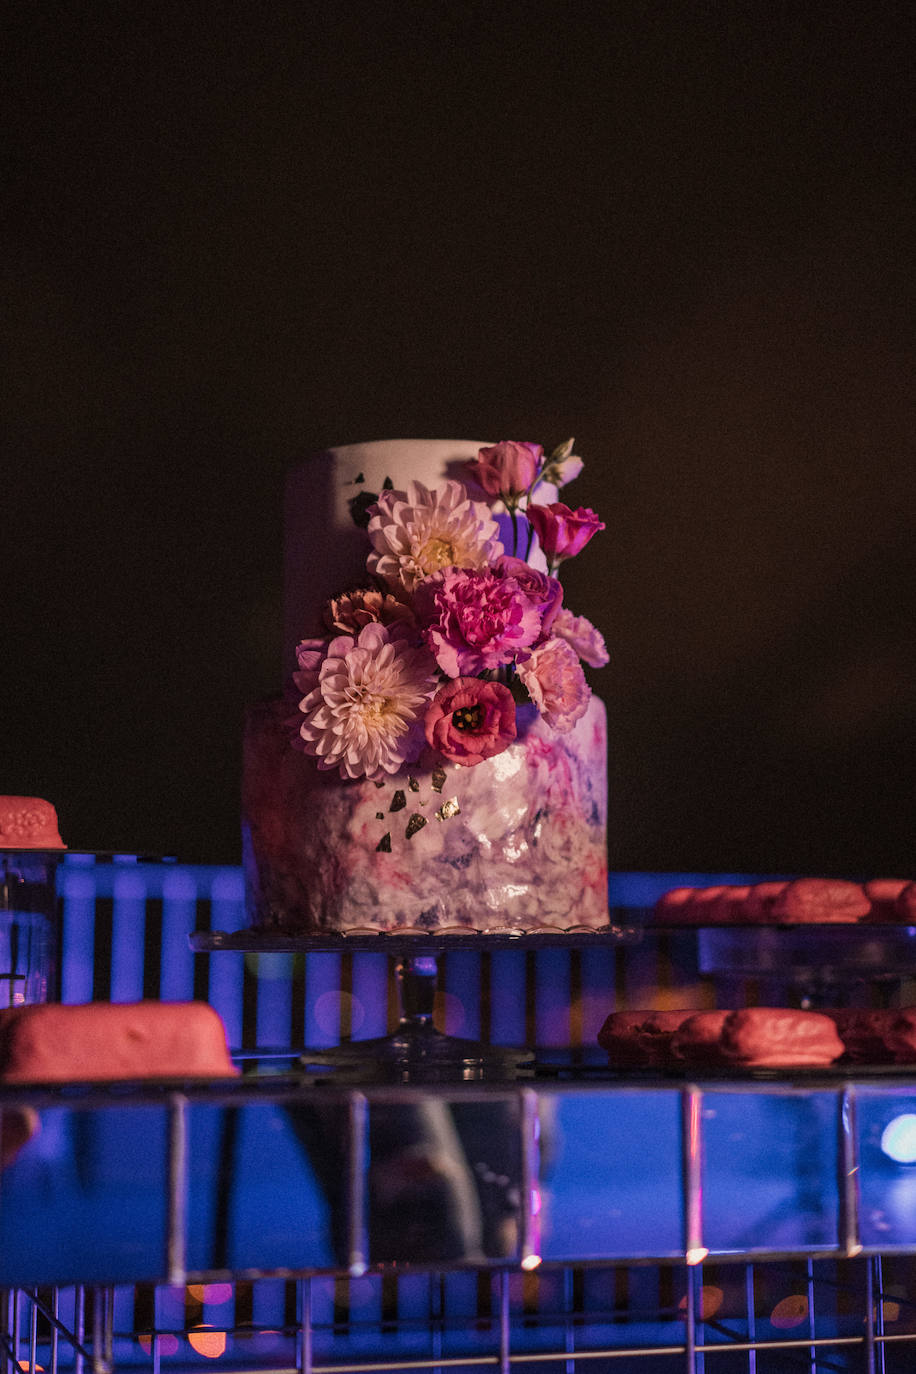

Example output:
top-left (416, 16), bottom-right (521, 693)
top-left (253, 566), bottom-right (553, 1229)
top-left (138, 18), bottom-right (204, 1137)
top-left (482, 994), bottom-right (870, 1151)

top-left (190, 924), bottom-right (641, 1083)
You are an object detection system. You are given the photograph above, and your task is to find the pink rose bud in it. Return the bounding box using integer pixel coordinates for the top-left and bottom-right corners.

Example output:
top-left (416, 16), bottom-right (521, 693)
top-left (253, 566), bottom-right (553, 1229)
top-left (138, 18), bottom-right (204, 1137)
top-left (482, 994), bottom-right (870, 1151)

top-left (525, 502), bottom-right (605, 567)
top-left (466, 441), bottom-right (543, 505)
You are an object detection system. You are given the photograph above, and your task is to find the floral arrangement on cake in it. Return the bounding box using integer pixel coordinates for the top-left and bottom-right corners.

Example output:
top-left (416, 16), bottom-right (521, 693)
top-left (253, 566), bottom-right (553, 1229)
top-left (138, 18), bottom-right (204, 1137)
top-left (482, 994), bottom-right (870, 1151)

top-left (292, 440), bottom-right (607, 781)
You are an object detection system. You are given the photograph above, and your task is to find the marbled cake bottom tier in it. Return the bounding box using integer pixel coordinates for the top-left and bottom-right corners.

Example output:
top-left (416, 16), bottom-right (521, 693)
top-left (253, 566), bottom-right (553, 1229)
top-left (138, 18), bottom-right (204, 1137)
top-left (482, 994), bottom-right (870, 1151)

top-left (242, 696), bottom-right (608, 934)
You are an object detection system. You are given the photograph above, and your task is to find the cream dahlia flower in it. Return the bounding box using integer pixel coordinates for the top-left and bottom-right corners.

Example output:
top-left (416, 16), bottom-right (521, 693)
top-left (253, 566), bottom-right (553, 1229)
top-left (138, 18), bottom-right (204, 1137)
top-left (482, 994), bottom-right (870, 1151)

top-left (297, 623), bottom-right (439, 779)
top-left (366, 479), bottom-right (503, 593)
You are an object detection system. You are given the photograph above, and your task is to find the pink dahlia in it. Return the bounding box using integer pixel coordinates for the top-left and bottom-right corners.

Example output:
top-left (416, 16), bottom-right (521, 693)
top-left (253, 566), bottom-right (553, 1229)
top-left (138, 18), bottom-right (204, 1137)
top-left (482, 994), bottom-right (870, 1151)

top-left (466, 441), bottom-right (542, 507)
top-left (296, 623), bottom-right (439, 779)
top-left (525, 501), bottom-right (605, 569)
top-left (415, 565), bottom-right (542, 678)
top-left (516, 637), bottom-right (591, 732)
top-left (495, 555), bottom-right (563, 641)
top-left (551, 606), bottom-right (609, 668)
top-left (366, 479), bottom-right (503, 593)
top-left (425, 677), bottom-right (517, 767)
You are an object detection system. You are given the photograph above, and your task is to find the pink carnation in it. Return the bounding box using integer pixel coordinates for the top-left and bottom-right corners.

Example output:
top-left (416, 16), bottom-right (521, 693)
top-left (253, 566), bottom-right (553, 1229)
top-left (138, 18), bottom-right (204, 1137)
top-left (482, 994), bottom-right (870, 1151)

top-left (551, 607), bottom-right (609, 668)
top-left (466, 441), bottom-right (542, 506)
top-left (525, 501), bottom-right (605, 568)
top-left (415, 566), bottom-right (542, 678)
top-left (495, 555), bottom-right (563, 641)
top-left (516, 637), bottom-right (591, 732)
top-left (425, 677), bottom-right (517, 767)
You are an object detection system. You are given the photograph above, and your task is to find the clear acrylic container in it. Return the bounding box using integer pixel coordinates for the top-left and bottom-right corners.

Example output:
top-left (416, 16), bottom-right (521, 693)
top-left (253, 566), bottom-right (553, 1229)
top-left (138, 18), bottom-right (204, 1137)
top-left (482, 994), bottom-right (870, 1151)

top-left (0, 851), bottom-right (63, 1005)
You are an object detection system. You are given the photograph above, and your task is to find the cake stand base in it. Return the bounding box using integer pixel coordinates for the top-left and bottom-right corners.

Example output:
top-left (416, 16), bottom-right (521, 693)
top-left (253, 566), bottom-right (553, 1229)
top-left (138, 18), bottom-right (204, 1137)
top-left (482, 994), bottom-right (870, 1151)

top-left (301, 955), bottom-right (533, 1082)
top-left (301, 1024), bottom-right (533, 1083)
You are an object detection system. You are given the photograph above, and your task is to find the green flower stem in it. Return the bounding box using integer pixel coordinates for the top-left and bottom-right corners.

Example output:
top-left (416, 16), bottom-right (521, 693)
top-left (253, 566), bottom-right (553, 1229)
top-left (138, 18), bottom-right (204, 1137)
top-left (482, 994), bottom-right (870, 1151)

top-left (509, 506), bottom-right (520, 557)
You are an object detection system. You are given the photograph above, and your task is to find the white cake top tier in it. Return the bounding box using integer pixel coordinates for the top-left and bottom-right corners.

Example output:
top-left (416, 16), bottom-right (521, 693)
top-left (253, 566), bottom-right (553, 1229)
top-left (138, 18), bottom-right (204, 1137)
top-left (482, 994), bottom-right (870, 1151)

top-left (283, 439), bottom-right (558, 671)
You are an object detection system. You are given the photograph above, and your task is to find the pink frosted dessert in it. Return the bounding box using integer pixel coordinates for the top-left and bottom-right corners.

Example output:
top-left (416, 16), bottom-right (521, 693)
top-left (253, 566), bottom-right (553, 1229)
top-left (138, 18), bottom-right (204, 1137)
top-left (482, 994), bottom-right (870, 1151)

top-left (0, 1001), bottom-right (237, 1082)
top-left (0, 797), bottom-right (65, 849)
top-left (242, 437), bottom-right (609, 934)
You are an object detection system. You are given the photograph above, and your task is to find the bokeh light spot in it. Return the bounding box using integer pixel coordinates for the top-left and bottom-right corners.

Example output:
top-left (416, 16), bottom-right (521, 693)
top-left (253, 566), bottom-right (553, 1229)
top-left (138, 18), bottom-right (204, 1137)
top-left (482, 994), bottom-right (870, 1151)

top-left (771, 1295), bottom-right (808, 1329)
top-left (188, 1327), bottom-right (227, 1358)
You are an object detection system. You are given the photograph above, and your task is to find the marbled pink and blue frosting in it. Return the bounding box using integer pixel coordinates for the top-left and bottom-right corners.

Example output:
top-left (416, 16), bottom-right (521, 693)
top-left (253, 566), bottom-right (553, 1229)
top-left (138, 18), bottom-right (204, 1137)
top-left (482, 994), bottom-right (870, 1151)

top-left (243, 695), bottom-right (607, 933)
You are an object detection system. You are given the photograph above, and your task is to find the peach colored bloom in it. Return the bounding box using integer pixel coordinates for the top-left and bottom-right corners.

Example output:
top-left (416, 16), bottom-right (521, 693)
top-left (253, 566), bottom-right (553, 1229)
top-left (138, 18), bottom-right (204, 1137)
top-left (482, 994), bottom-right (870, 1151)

top-left (516, 638), bottom-right (591, 732)
top-left (324, 587), bottom-right (416, 635)
top-left (551, 607), bottom-right (609, 668)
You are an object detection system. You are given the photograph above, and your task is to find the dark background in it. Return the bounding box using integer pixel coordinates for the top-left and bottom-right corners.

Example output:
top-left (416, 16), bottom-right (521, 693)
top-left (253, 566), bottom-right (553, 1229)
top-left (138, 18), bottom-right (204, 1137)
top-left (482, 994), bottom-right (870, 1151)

top-left (3, 2), bottom-right (913, 871)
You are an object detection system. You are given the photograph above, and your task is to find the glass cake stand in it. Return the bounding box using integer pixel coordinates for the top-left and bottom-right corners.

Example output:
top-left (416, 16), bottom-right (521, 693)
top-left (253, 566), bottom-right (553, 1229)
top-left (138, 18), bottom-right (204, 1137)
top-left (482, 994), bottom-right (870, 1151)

top-left (189, 922), bottom-right (641, 1083)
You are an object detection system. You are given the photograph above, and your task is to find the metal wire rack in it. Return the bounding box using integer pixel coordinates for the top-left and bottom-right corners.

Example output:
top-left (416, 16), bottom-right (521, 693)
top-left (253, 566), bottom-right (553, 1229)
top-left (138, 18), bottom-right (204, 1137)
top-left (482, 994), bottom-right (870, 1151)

top-left (5, 858), bottom-right (916, 1373)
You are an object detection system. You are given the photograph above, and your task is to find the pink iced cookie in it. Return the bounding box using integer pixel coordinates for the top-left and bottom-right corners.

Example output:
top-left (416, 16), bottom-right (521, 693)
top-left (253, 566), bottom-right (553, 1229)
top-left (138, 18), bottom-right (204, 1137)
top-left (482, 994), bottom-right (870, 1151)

top-left (827, 1008), bottom-right (900, 1064)
top-left (671, 1010), bottom-right (732, 1065)
top-left (0, 797), bottom-right (65, 849)
top-left (895, 883), bottom-right (916, 924)
top-left (719, 1008), bottom-right (843, 1068)
top-left (769, 878), bottom-right (871, 924)
top-left (0, 1001), bottom-right (237, 1083)
top-left (862, 879), bottom-right (911, 922)
top-left (652, 888), bottom-right (697, 924)
top-left (598, 1009), bottom-right (698, 1067)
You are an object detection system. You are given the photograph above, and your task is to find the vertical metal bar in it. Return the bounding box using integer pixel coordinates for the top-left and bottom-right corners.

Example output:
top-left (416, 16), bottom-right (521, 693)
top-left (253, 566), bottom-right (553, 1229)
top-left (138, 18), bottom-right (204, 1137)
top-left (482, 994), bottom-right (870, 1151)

top-left (166, 1095), bottom-right (188, 1286)
top-left (683, 1264), bottom-right (697, 1374)
top-left (348, 1093), bottom-right (369, 1277)
top-left (805, 1259), bottom-right (816, 1374)
top-left (90, 1287), bottom-right (111, 1374)
top-left (2, 1289), bottom-right (12, 1374)
top-left (519, 1089), bottom-right (541, 1270)
top-left (11, 1290), bottom-right (20, 1374)
top-left (28, 1290), bottom-right (38, 1374)
top-left (49, 1286), bottom-right (59, 1374)
top-left (682, 1086), bottom-right (706, 1266)
top-left (297, 1277), bottom-right (311, 1374)
top-left (563, 1266), bottom-right (575, 1374)
top-left (429, 1271), bottom-right (443, 1374)
top-left (74, 1286), bottom-right (85, 1374)
top-left (874, 1253), bottom-right (886, 1374)
top-left (497, 1270), bottom-right (510, 1374)
top-left (865, 1254), bottom-right (877, 1374)
top-left (744, 1262), bottom-right (756, 1374)
top-left (840, 1086), bottom-right (862, 1257)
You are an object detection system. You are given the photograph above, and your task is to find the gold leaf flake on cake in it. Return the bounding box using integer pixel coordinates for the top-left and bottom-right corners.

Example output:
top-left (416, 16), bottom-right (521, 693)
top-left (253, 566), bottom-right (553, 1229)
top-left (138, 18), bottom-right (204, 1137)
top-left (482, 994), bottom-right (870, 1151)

top-left (375, 811), bottom-right (384, 821)
top-left (405, 813), bottom-right (427, 839)
top-left (431, 766), bottom-right (447, 793)
top-left (390, 790), bottom-right (406, 812)
top-left (407, 776), bottom-right (420, 792)
top-left (376, 832), bottom-right (392, 852)
top-left (436, 798), bottom-right (461, 821)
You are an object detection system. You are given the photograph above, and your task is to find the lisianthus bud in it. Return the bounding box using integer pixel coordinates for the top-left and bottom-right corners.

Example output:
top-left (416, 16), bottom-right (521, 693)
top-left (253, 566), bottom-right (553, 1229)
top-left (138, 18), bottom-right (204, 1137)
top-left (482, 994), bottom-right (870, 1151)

top-left (466, 441), bottom-right (542, 508)
top-left (525, 502), bottom-right (605, 569)
top-left (540, 438), bottom-right (584, 489)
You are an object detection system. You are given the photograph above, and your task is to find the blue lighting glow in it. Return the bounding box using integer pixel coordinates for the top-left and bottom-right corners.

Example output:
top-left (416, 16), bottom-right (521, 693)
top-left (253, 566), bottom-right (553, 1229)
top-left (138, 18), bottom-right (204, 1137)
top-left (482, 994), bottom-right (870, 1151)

top-left (880, 1114), bottom-right (916, 1164)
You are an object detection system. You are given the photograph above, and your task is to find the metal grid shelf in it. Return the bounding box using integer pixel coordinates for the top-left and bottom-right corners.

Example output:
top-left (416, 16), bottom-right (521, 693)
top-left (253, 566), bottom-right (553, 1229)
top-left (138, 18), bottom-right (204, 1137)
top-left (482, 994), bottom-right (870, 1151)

top-left (6, 1070), bottom-right (916, 1288)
